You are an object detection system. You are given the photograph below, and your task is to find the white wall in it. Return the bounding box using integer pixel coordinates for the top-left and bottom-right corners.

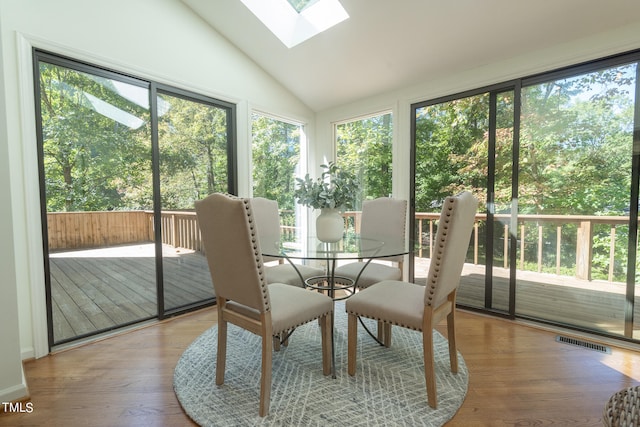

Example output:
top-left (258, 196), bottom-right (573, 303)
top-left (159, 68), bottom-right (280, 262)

top-left (0, 0), bottom-right (313, 402)
top-left (0, 5), bottom-right (28, 403)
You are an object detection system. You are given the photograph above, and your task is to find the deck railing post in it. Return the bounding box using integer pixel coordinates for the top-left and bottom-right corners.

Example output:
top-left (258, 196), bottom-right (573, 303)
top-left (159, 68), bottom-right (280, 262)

top-left (556, 225), bottom-right (562, 275)
top-left (576, 220), bottom-right (593, 281)
top-left (504, 224), bottom-right (508, 269)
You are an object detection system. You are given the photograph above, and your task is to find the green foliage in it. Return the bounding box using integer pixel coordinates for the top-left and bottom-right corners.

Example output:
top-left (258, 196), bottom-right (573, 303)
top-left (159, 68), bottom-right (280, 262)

top-left (336, 113), bottom-right (392, 207)
top-left (414, 95), bottom-right (489, 211)
top-left (414, 63), bottom-right (637, 278)
top-left (251, 114), bottom-right (300, 210)
top-left (294, 162), bottom-right (360, 210)
top-left (158, 93), bottom-right (230, 210)
top-left (39, 63), bottom-right (152, 212)
top-left (38, 61), bottom-right (232, 213)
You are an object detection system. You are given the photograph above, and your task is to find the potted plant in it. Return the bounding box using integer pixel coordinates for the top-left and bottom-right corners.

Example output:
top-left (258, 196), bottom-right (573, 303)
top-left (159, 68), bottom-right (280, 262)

top-left (294, 162), bottom-right (360, 242)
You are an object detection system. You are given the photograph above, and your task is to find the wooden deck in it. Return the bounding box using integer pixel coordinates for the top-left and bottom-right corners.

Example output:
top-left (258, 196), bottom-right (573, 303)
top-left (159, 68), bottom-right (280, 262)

top-left (50, 243), bottom-right (213, 343)
top-left (50, 244), bottom-right (640, 344)
top-left (415, 258), bottom-right (640, 337)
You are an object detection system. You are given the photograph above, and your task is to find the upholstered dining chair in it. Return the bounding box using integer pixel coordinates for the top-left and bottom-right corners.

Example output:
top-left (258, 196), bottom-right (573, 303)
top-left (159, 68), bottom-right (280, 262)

top-left (195, 193), bottom-right (333, 417)
top-left (334, 197), bottom-right (408, 288)
top-left (250, 197), bottom-right (324, 287)
top-left (345, 191), bottom-right (477, 409)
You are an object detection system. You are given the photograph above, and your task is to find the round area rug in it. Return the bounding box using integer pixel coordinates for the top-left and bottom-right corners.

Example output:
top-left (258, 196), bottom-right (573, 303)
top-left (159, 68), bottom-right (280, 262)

top-left (174, 301), bottom-right (468, 426)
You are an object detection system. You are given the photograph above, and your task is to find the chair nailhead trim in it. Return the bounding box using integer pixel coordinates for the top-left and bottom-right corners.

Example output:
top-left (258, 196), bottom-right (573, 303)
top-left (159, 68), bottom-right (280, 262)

top-left (241, 197), bottom-right (270, 311)
top-left (425, 196), bottom-right (458, 306)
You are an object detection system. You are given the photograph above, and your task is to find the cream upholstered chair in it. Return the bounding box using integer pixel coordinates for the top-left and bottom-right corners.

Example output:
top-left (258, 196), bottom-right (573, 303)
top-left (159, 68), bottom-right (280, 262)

top-left (250, 197), bottom-right (323, 286)
top-left (334, 197), bottom-right (408, 288)
top-left (195, 193), bottom-right (333, 417)
top-left (345, 191), bottom-right (477, 409)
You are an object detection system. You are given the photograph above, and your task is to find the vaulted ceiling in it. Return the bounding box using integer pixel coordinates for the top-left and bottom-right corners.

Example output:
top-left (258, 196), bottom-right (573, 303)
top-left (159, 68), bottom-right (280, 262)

top-left (182, 0), bottom-right (640, 111)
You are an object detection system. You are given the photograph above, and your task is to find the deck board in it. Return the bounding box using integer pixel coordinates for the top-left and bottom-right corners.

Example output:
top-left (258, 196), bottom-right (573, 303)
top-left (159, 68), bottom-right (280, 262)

top-left (416, 258), bottom-right (640, 336)
top-left (50, 243), bottom-right (640, 344)
top-left (50, 244), bottom-right (214, 343)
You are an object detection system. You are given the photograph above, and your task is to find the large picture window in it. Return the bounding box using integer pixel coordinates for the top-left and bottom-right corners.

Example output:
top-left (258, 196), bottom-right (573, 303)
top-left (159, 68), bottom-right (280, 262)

top-left (335, 112), bottom-right (393, 207)
top-left (251, 112), bottom-right (304, 240)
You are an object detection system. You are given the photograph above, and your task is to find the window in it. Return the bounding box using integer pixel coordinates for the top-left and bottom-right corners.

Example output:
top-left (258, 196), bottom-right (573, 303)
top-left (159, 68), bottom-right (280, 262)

top-left (251, 112), bottom-right (304, 239)
top-left (335, 112), bottom-right (393, 208)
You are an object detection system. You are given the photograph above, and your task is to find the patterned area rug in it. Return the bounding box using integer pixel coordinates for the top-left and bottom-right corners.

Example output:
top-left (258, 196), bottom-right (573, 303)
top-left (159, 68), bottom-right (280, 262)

top-left (174, 302), bottom-right (468, 426)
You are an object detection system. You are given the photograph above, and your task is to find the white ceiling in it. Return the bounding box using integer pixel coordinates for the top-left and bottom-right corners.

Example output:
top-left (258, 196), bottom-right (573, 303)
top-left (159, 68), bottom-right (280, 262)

top-left (182, 0), bottom-right (640, 112)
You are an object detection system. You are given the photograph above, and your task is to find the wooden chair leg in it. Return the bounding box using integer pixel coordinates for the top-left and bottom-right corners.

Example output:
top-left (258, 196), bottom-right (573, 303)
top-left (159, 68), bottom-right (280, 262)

top-left (447, 303), bottom-right (458, 374)
top-left (348, 313), bottom-right (358, 376)
top-left (259, 315), bottom-right (273, 417)
top-left (383, 323), bottom-right (392, 347)
top-left (216, 303), bottom-right (228, 386)
top-left (321, 314), bottom-right (331, 376)
top-left (423, 312), bottom-right (437, 409)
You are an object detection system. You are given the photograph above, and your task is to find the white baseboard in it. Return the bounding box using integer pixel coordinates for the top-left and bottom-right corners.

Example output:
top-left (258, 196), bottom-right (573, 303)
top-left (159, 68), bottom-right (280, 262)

top-left (20, 346), bottom-right (35, 361)
top-left (0, 370), bottom-right (29, 402)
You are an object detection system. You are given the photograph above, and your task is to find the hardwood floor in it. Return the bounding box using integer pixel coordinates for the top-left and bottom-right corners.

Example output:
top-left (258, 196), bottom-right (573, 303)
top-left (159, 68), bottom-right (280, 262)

top-left (3, 305), bottom-right (640, 426)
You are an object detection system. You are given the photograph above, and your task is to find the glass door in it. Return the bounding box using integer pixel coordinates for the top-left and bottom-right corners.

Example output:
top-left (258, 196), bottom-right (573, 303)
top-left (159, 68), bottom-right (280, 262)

top-left (411, 54), bottom-right (640, 339)
top-left (518, 63), bottom-right (637, 336)
top-left (489, 90), bottom-right (516, 312)
top-left (413, 92), bottom-right (490, 309)
top-left (156, 89), bottom-right (234, 313)
top-left (36, 55), bottom-right (155, 345)
top-left (35, 52), bottom-right (237, 347)
top-left (411, 87), bottom-right (516, 314)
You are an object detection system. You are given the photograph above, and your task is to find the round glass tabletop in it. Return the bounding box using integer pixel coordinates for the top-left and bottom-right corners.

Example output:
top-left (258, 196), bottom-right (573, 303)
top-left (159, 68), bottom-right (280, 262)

top-left (261, 234), bottom-right (408, 261)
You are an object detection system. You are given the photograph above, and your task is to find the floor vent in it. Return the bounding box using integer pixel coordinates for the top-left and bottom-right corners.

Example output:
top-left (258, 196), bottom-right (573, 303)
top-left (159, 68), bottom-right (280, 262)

top-left (555, 335), bottom-right (611, 354)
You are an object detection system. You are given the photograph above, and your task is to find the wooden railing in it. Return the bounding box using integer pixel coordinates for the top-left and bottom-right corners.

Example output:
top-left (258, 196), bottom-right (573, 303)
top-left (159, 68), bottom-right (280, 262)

top-left (414, 213), bottom-right (631, 283)
top-left (157, 211), bottom-right (204, 253)
top-left (47, 210), bottom-right (632, 283)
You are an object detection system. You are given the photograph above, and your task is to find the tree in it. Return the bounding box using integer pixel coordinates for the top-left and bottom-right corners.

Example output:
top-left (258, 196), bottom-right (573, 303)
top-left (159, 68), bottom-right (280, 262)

top-left (157, 94), bottom-right (230, 210)
top-left (413, 64), bottom-right (636, 278)
top-left (414, 94), bottom-right (489, 211)
top-left (251, 114), bottom-right (301, 210)
top-left (336, 113), bottom-right (393, 207)
top-left (39, 62), bottom-right (151, 212)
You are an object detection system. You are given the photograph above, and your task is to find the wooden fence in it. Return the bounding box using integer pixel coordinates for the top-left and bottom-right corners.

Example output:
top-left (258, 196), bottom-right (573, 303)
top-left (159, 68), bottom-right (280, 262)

top-left (47, 210), bottom-right (633, 283)
top-left (47, 211), bottom-right (153, 250)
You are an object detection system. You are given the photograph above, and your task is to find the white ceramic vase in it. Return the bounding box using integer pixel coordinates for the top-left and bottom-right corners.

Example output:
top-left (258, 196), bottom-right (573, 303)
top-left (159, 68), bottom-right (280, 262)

top-left (316, 208), bottom-right (344, 243)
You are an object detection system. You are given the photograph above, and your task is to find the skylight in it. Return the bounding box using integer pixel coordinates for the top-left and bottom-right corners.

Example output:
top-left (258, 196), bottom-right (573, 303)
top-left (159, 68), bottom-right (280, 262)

top-left (240, 0), bottom-right (349, 48)
top-left (286, 0), bottom-right (320, 13)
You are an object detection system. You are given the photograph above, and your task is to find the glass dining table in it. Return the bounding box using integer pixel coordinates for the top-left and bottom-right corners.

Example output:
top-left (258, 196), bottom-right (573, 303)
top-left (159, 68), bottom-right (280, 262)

top-left (261, 233), bottom-right (409, 377)
top-left (262, 234), bottom-right (408, 297)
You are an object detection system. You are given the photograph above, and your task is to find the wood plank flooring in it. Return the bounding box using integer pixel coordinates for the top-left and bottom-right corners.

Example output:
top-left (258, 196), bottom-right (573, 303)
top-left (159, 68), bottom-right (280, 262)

top-left (3, 305), bottom-right (640, 426)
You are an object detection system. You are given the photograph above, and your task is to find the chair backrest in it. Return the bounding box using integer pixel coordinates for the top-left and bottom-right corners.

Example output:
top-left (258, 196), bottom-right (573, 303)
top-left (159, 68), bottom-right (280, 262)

top-left (195, 193), bottom-right (270, 313)
top-left (425, 191), bottom-right (478, 308)
top-left (360, 197), bottom-right (408, 262)
top-left (250, 197), bottom-right (281, 263)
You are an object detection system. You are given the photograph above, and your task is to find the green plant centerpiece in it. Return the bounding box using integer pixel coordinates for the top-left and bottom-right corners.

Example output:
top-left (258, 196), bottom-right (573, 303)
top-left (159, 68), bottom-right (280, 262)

top-left (294, 162), bottom-right (360, 242)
